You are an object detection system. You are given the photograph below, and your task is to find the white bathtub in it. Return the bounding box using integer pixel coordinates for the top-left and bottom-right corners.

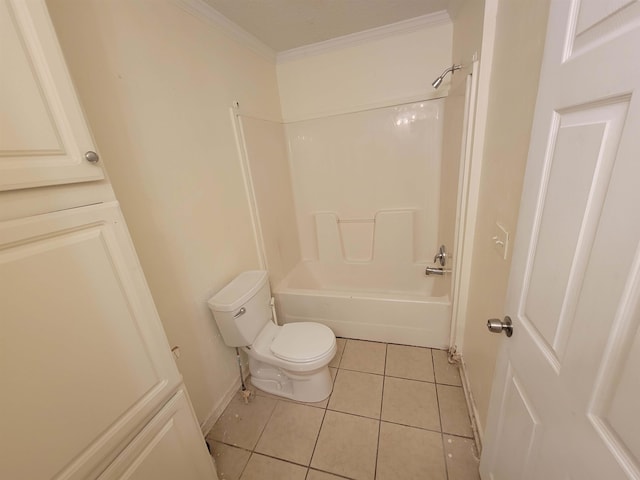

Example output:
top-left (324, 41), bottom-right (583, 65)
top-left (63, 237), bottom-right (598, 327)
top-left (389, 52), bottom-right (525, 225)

top-left (274, 261), bottom-right (451, 348)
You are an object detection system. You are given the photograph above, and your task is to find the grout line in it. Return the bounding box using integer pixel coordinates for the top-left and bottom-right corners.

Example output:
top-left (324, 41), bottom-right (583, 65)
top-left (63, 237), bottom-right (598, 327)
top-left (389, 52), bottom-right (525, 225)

top-left (432, 349), bottom-right (451, 480)
top-left (325, 405), bottom-right (381, 421)
top-left (308, 402), bottom-right (329, 472)
top-left (337, 366), bottom-right (386, 376)
top-left (373, 343), bottom-right (388, 480)
top-left (238, 451), bottom-right (253, 479)
top-left (438, 430), bottom-right (476, 440)
top-left (437, 381), bottom-right (465, 387)
top-left (249, 451), bottom-right (311, 469)
top-left (377, 419), bottom-right (442, 436)
top-left (337, 336), bottom-right (450, 351)
top-left (308, 365), bottom-right (335, 469)
top-left (215, 441), bottom-right (253, 453)
top-left (384, 371), bottom-right (437, 383)
top-left (308, 467), bottom-right (356, 480)
top-left (251, 397), bottom-right (279, 453)
top-left (335, 339), bottom-right (345, 369)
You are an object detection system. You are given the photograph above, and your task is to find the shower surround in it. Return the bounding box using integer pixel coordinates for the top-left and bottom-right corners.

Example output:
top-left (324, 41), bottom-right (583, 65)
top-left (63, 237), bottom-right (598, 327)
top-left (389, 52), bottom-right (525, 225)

top-left (239, 99), bottom-right (451, 348)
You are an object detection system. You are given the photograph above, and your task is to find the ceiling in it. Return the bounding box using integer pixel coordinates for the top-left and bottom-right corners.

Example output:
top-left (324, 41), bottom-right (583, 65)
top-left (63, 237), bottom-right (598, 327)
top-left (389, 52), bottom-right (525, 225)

top-left (203, 0), bottom-right (450, 52)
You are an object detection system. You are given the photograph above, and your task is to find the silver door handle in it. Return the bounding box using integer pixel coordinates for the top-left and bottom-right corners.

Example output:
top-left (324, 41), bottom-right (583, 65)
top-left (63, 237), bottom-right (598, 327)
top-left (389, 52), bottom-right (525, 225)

top-left (233, 307), bottom-right (246, 318)
top-left (487, 316), bottom-right (513, 337)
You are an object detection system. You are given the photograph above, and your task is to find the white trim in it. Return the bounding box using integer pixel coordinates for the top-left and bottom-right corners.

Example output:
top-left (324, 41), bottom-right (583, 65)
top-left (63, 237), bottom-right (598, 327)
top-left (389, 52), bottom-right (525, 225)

top-left (229, 108), bottom-right (268, 270)
top-left (460, 355), bottom-right (485, 451)
top-left (200, 377), bottom-right (241, 436)
top-left (277, 11), bottom-right (451, 63)
top-left (451, 0), bottom-right (500, 353)
top-left (172, 0), bottom-right (276, 62)
top-left (450, 63), bottom-right (479, 350)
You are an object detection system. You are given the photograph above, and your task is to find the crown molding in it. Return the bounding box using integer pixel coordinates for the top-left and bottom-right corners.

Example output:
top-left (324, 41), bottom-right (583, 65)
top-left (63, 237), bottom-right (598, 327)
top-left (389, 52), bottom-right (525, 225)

top-left (172, 0), bottom-right (276, 62)
top-left (277, 10), bottom-right (451, 64)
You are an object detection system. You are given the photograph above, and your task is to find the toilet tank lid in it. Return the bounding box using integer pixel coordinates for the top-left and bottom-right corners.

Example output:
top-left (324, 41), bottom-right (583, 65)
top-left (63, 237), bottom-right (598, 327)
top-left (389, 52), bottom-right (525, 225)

top-left (208, 270), bottom-right (268, 312)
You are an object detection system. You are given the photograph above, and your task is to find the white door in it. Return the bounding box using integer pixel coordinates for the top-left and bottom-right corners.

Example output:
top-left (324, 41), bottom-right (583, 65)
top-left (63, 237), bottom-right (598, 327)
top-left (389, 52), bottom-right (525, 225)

top-left (481, 1), bottom-right (640, 478)
top-left (0, 203), bottom-right (184, 480)
top-left (98, 390), bottom-right (217, 480)
top-left (0, 0), bottom-right (104, 191)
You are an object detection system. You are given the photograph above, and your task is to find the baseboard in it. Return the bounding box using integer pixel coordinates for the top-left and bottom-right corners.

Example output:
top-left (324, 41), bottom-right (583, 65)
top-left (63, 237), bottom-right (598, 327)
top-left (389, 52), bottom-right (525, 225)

top-left (200, 377), bottom-right (241, 436)
top-left (459, 355), bottom-right (484, 453)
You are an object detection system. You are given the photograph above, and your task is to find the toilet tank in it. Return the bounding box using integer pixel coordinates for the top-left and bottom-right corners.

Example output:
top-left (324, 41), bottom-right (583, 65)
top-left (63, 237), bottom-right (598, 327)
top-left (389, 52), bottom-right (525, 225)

top-left (208, 270), bottom-right (272, 347)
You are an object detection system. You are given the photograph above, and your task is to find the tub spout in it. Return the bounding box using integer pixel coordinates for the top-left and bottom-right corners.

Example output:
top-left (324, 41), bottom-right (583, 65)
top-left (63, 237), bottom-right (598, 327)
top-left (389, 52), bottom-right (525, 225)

top-left (425, 266), bottom-right (451, 276)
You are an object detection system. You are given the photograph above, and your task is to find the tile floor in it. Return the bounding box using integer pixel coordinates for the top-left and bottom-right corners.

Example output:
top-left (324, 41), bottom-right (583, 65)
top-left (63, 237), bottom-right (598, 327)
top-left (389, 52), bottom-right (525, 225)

top-left (207, 339), bottom-right (480, 480)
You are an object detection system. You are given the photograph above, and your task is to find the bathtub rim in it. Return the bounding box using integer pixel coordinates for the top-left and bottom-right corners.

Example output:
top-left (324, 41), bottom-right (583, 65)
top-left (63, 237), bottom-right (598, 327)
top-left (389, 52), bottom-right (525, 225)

top-left (274, 259), bottom-right (450, 303)
top-left (274, 284), bottom-right (450, 305)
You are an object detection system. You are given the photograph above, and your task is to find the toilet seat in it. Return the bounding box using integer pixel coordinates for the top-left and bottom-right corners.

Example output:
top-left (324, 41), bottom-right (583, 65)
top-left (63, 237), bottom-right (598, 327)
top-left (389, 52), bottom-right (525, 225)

top-left (270, 322), bottom-right (335, 363)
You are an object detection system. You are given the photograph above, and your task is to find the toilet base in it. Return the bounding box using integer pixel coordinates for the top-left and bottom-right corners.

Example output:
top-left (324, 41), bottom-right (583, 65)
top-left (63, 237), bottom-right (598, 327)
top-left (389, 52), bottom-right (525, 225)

top-left (248, 356), bottom-right (333, 403)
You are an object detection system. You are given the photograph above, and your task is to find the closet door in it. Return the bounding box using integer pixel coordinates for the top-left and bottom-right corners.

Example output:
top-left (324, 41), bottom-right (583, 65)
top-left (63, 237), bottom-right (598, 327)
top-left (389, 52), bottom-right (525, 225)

top-left (98, 390), bottom-right (217, 480)
top-left (0, 202), bottom-right (183, 480)
top-left (0, 0), bottom-right (104, 191)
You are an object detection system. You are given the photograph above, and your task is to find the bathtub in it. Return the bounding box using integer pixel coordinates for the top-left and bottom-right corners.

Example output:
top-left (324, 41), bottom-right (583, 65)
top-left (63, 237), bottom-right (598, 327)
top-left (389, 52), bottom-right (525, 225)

top-left (274, 261), bottom-right (451, 348)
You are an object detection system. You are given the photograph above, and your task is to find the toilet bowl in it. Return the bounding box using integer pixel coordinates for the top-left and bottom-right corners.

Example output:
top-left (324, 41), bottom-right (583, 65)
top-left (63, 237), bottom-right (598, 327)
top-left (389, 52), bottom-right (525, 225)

top-left (208, 270), bottom-right (336, 402)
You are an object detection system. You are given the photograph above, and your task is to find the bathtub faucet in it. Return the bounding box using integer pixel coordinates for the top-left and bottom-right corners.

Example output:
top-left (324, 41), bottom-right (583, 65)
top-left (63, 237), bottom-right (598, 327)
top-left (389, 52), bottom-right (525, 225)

top-left (433, 245), bottom-right (447, 266)
top-left (425, 266), bottom-right (451, 276)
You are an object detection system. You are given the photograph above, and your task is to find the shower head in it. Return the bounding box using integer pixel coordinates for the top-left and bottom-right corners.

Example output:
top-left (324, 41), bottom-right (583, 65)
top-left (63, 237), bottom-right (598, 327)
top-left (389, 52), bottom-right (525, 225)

top-left (431, 64), bottom-right (462, 89)
top-left (431, 76), bottom-right (444, 89)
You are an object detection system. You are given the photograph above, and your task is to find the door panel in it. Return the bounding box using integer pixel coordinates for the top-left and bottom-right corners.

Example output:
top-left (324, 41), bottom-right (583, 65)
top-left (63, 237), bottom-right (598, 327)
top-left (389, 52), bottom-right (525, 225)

top-left (0, 0), bottom-right (104, 191)
top-left (570, 0), bottom-right (640, 58)
top-left (0, 202), bottom-right (181, 480)
top-left (481, 0), bottom-right (640, 478)
top-left (523, 99), bottom-right (629, 364)
top-left (488, 364), bottom-right (540, 480)
top-left (98, 390), bottom-right (217, 480)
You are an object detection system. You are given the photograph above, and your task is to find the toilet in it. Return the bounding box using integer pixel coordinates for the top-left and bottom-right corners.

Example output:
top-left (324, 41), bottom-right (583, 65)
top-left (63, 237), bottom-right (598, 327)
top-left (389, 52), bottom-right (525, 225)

top-left (208, 270), bottom-right (336, 402)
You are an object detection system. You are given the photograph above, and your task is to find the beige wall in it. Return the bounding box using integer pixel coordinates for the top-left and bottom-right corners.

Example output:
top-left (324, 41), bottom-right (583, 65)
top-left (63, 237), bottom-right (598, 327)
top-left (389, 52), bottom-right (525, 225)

top-left (276, 22), bottom-right (453, 122)
top-left (239, 116), bottom-right (301, 287)
top-left (438, 0), bottom-right (486, 295)
top-left (47, 0), bottom-right (282, 426)
top-left (462, 0), bottom-right (551, 431)
top-left (450, 0), bottom-right (485, 69)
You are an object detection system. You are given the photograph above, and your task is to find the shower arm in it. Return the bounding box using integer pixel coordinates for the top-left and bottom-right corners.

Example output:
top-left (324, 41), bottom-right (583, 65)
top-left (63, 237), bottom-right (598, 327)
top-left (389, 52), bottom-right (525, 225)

top-left (431, 64), bottom-right (463, 89)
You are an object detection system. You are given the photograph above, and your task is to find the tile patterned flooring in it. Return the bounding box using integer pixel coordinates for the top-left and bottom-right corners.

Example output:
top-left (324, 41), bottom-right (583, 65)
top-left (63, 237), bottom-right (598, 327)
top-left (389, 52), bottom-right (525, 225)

top-left (207, 339), bottom-right (480, 480)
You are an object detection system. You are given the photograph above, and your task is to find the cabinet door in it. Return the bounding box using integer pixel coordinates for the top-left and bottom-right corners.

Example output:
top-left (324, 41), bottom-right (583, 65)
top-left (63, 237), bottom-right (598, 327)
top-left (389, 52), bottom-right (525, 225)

top-left (98, 390), bottom-right (218, 480)
top-left (0, 0), bottom-right (104, 191)
top-left (0, 202), bottom-right (182, 480)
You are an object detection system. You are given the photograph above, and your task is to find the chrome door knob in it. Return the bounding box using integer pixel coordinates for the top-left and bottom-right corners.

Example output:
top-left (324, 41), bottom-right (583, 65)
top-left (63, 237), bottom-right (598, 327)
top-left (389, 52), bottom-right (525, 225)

top-left (487, 316), bottom-right (513, 337)
top-left (84, 150), bottom-right (100, 163)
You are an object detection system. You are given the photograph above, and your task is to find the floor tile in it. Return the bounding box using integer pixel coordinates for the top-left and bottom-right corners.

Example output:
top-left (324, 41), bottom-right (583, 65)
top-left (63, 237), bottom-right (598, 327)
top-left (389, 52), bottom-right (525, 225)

top-left (340, 340), bottom-right (386, 374)
top-left (209, 393), bottom-right (277, 450)
top-left (329, 338), bottom-right (347, 368)
top-left (381, 376), bottom-right (440, 431)
top-left (306, 469), bottom-right (347, 480)
top-left (385, 344), bottom-right (434, 382)
top-left (376, 422), bottom-right (446, 480)
top-left (437, 385), bottom-right (473, 438)
top-left (255, 401), bottom-right (324, 465)
top-left (311, 410), bottom-right (379, 480)
top-left (240, 453), bottom-right (307, 480)
top-left (444, 434), bottom-right (480, 480)
top-left (212, 340), bottom-right (481, 480)
top-left (328, 369), bottom-right (383, 419)
top-left (433, 349), bottom-right (462, 386)
top-left (210, 441), bottom-right (250, 480)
